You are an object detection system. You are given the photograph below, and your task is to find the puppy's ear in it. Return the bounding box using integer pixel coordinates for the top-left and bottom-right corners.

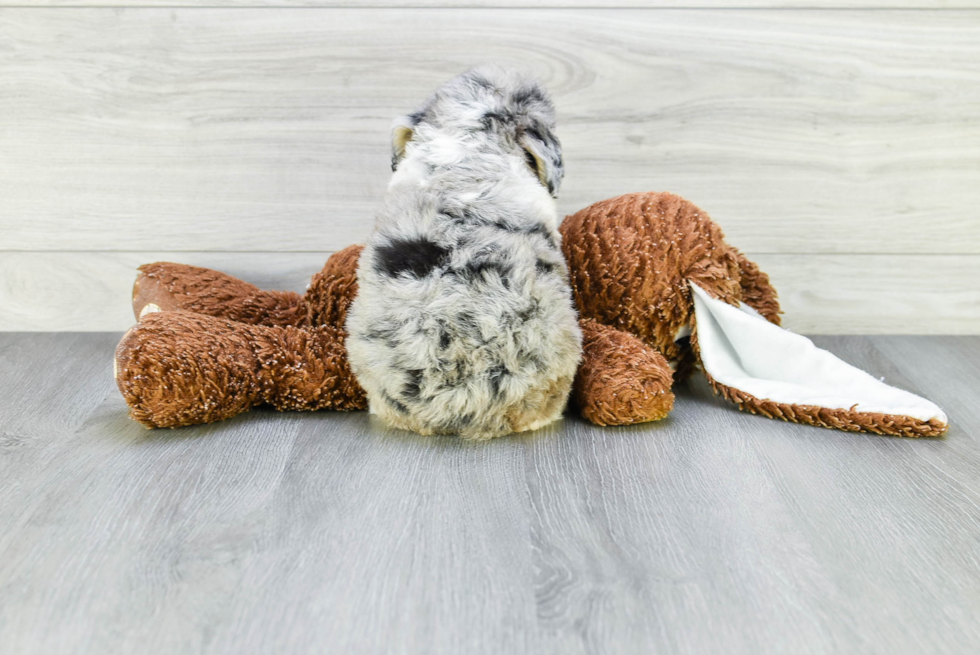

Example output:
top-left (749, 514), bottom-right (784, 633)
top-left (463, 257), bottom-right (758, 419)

top-left (520, 123), bottom-right (564, 198)
top-left (390, 116), bottom-right (415, 171)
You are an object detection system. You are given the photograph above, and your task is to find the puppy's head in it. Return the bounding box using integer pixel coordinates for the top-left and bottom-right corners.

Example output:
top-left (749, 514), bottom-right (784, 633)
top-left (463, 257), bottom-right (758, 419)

top-left (391, 65), bottom-right (564, 197)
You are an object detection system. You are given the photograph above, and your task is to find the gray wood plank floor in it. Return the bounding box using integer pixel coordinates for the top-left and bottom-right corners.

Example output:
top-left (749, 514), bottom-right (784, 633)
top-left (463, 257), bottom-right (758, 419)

top-left (0, 333), bottom-right (977, 654)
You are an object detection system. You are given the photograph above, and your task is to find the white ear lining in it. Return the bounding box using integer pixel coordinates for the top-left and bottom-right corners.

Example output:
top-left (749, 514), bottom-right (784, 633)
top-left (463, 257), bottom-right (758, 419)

top-left (690, 282), bottom-right (947, 424)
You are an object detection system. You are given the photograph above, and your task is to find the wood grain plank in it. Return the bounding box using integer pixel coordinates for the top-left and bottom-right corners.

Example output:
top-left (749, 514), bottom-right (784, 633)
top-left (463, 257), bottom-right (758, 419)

top-left (5, 1), bottom-right (980, 8)
top-left (819, 334), bottom-right (979, 488)
top-left (1, 250), bottom-right (975, 332)
top-left (1, 9), bottom-right (977, 253)
top-left (204, 412), bottom-right (539, 655)
top-left (0, 333), bottom-right (120, 490)
top-left (520, 333), bottom-right (977, 652)
top-left (677, 341), bottom-right (980, 654)
top-left (2, 334), bottom-right (979, 653)
top-left (523, 409), bottom-right (849, 653)
top-left (0, 251), bottom-right (329, 331)
top-left (0, 396), bottom-right (309, 654)
top-left (0, 384), bottom-right (540, 654)
top-left (751, 253), bottom-right (979, 334)
top-left (871, 335), bottom-right (980, 435)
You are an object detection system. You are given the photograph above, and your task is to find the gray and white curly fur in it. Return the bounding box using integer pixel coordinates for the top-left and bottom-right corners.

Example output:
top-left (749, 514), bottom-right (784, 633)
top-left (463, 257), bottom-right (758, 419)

top-left (346, 66), bottom-right (583, 440)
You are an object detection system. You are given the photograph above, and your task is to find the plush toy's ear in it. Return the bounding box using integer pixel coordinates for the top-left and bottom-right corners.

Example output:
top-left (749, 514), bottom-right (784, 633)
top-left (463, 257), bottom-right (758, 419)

top-left (689, 282), bottom-right (948, 437)
top-left (520, 123), bottom-right (563, 198)
top-left (391, 116), bottom-right (416, 171)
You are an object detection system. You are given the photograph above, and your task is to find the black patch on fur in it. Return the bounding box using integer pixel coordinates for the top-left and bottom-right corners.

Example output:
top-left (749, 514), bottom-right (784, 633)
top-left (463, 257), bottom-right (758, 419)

top-left (439, 329), bottom-right (451, 350)
top-left (364, 325), bottom-right (400, 349)
top-left (453, 260), bottom-right (511, 289)
top-left (527, 223), bottom-right (558, 248)
top-left (524, 149), bottom-right (539, 176)
top-left (443, 204), bottom-right (557, 249)
top-left (513, 85), bottom-right (546, 107)
top-left (403, 369), bottom-right (424, 400)
top-left (374, 237), bottom-right (450, 279)
top-left (524, 223), bottom-right (549, 238)
top-left (524, 124), bottom-right (547, 146)
top-left (517, 347), bottom-right (546, 372)
top-left (517, 300), bottom-right (540, 323)
top-left (536, 259), bottom-right (557, 275)
top-left (440, 413), bottom-right (474, 433)
top-left (482, 111), bottom-right (514, 130)
top-left (454, 312), bottom-right (480, 339)
top-left (487, 365), bottom-right (509, 398)
top-left (526, 122), bottom-right (562, 158)
top-left (441, 205), bottom-right (475, 226)
top-left (488, 219), bottom-right (557, 249)
top-left (364, 330), bottom-right (398, 349)
top-left (381, 391), bottom-right (409, 414)
top-left (469, 73), bottom-right (495, 92)
top-left (523, 122), bottom-right (563, 196)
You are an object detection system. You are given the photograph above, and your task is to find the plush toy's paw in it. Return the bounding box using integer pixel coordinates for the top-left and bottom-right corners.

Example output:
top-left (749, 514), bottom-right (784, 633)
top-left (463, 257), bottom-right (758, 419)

top-left (115, 310), bottom-right (367, 428)
top-left (138, 303), bottom-right (162, 319)
top-left (305, 244), bottom-right (364, 327)
top-left (133, 262), bottom-right (308, 327)
top-left (573, 319), bottom-right (675, 426)
top-left (133, 263), bottom-right (215, 317)
top-left (115, 311), bottom-right (266, 428)
top-left (255, 322), bottom-right (367, 414)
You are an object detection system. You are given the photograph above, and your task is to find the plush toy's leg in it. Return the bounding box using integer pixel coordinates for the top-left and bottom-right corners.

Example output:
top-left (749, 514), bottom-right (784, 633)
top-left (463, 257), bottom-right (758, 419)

top-left (115, 311), bottom-right (366, 428)
top-left (734, 250), bottom-right (782, 326)
top-left (304, 244), bottom-right (363, 327)
top-left (688, 283), bottom-right (948, 437)
top-left (133, 263), bottom-right (309, 327)
top-left (573, 319), bottom-right (675, 426)
top-left (671, 339), bottom-right (698, 385)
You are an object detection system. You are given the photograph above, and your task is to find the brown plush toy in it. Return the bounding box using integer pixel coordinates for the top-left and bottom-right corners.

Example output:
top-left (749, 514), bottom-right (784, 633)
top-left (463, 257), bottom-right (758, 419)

top-left (115, 192), bottom-right (947, 437)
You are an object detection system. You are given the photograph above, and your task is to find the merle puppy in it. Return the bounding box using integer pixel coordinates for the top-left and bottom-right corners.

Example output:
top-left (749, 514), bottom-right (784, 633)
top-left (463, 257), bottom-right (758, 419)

top-left (346, 66), bottom-right (583, 439)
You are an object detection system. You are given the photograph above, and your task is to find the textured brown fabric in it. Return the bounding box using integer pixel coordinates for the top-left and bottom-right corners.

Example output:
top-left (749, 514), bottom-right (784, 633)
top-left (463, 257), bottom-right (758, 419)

top-left (133, 262), bottom-right (309, 327)
top-left (733, 250), bottom-right (782, 325)
top-left (573, 319), bottom-right (674, 426)
top-left (117, 248), bottom-right (370, 428)
top-left (305, 244), bottom-right (364, 328)
top-left (561, 192), bottom-right (753, 362)
top-left (689, 327), bottom-right (946, 437)
top-left (558, 191), bottom-right (947, 438)
top-left (705, 371), bottom-right (946, 437)
top-left (115, 310), bottom-right (367, 428)
top-left (671, 344), bottom-right (698, 385)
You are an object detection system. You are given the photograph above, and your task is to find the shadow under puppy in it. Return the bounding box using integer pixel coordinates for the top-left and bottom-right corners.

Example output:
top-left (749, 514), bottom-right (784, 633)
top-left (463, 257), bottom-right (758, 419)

top-left (346, 66), bottom-right (583, 439)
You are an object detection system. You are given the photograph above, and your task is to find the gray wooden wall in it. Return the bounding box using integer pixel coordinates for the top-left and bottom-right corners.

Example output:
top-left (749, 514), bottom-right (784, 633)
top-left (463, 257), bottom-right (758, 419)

top-left (0, 2), bottom-right (977, 333)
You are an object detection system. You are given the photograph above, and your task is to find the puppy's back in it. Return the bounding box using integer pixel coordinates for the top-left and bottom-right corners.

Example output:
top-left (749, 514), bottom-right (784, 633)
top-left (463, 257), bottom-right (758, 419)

top-left (346, 67), bottom-right (582, 439)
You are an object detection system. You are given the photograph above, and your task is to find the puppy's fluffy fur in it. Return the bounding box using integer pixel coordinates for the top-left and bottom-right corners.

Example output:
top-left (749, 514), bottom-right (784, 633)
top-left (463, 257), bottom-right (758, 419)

top-left (346, 66), bottom-right (582, 439)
